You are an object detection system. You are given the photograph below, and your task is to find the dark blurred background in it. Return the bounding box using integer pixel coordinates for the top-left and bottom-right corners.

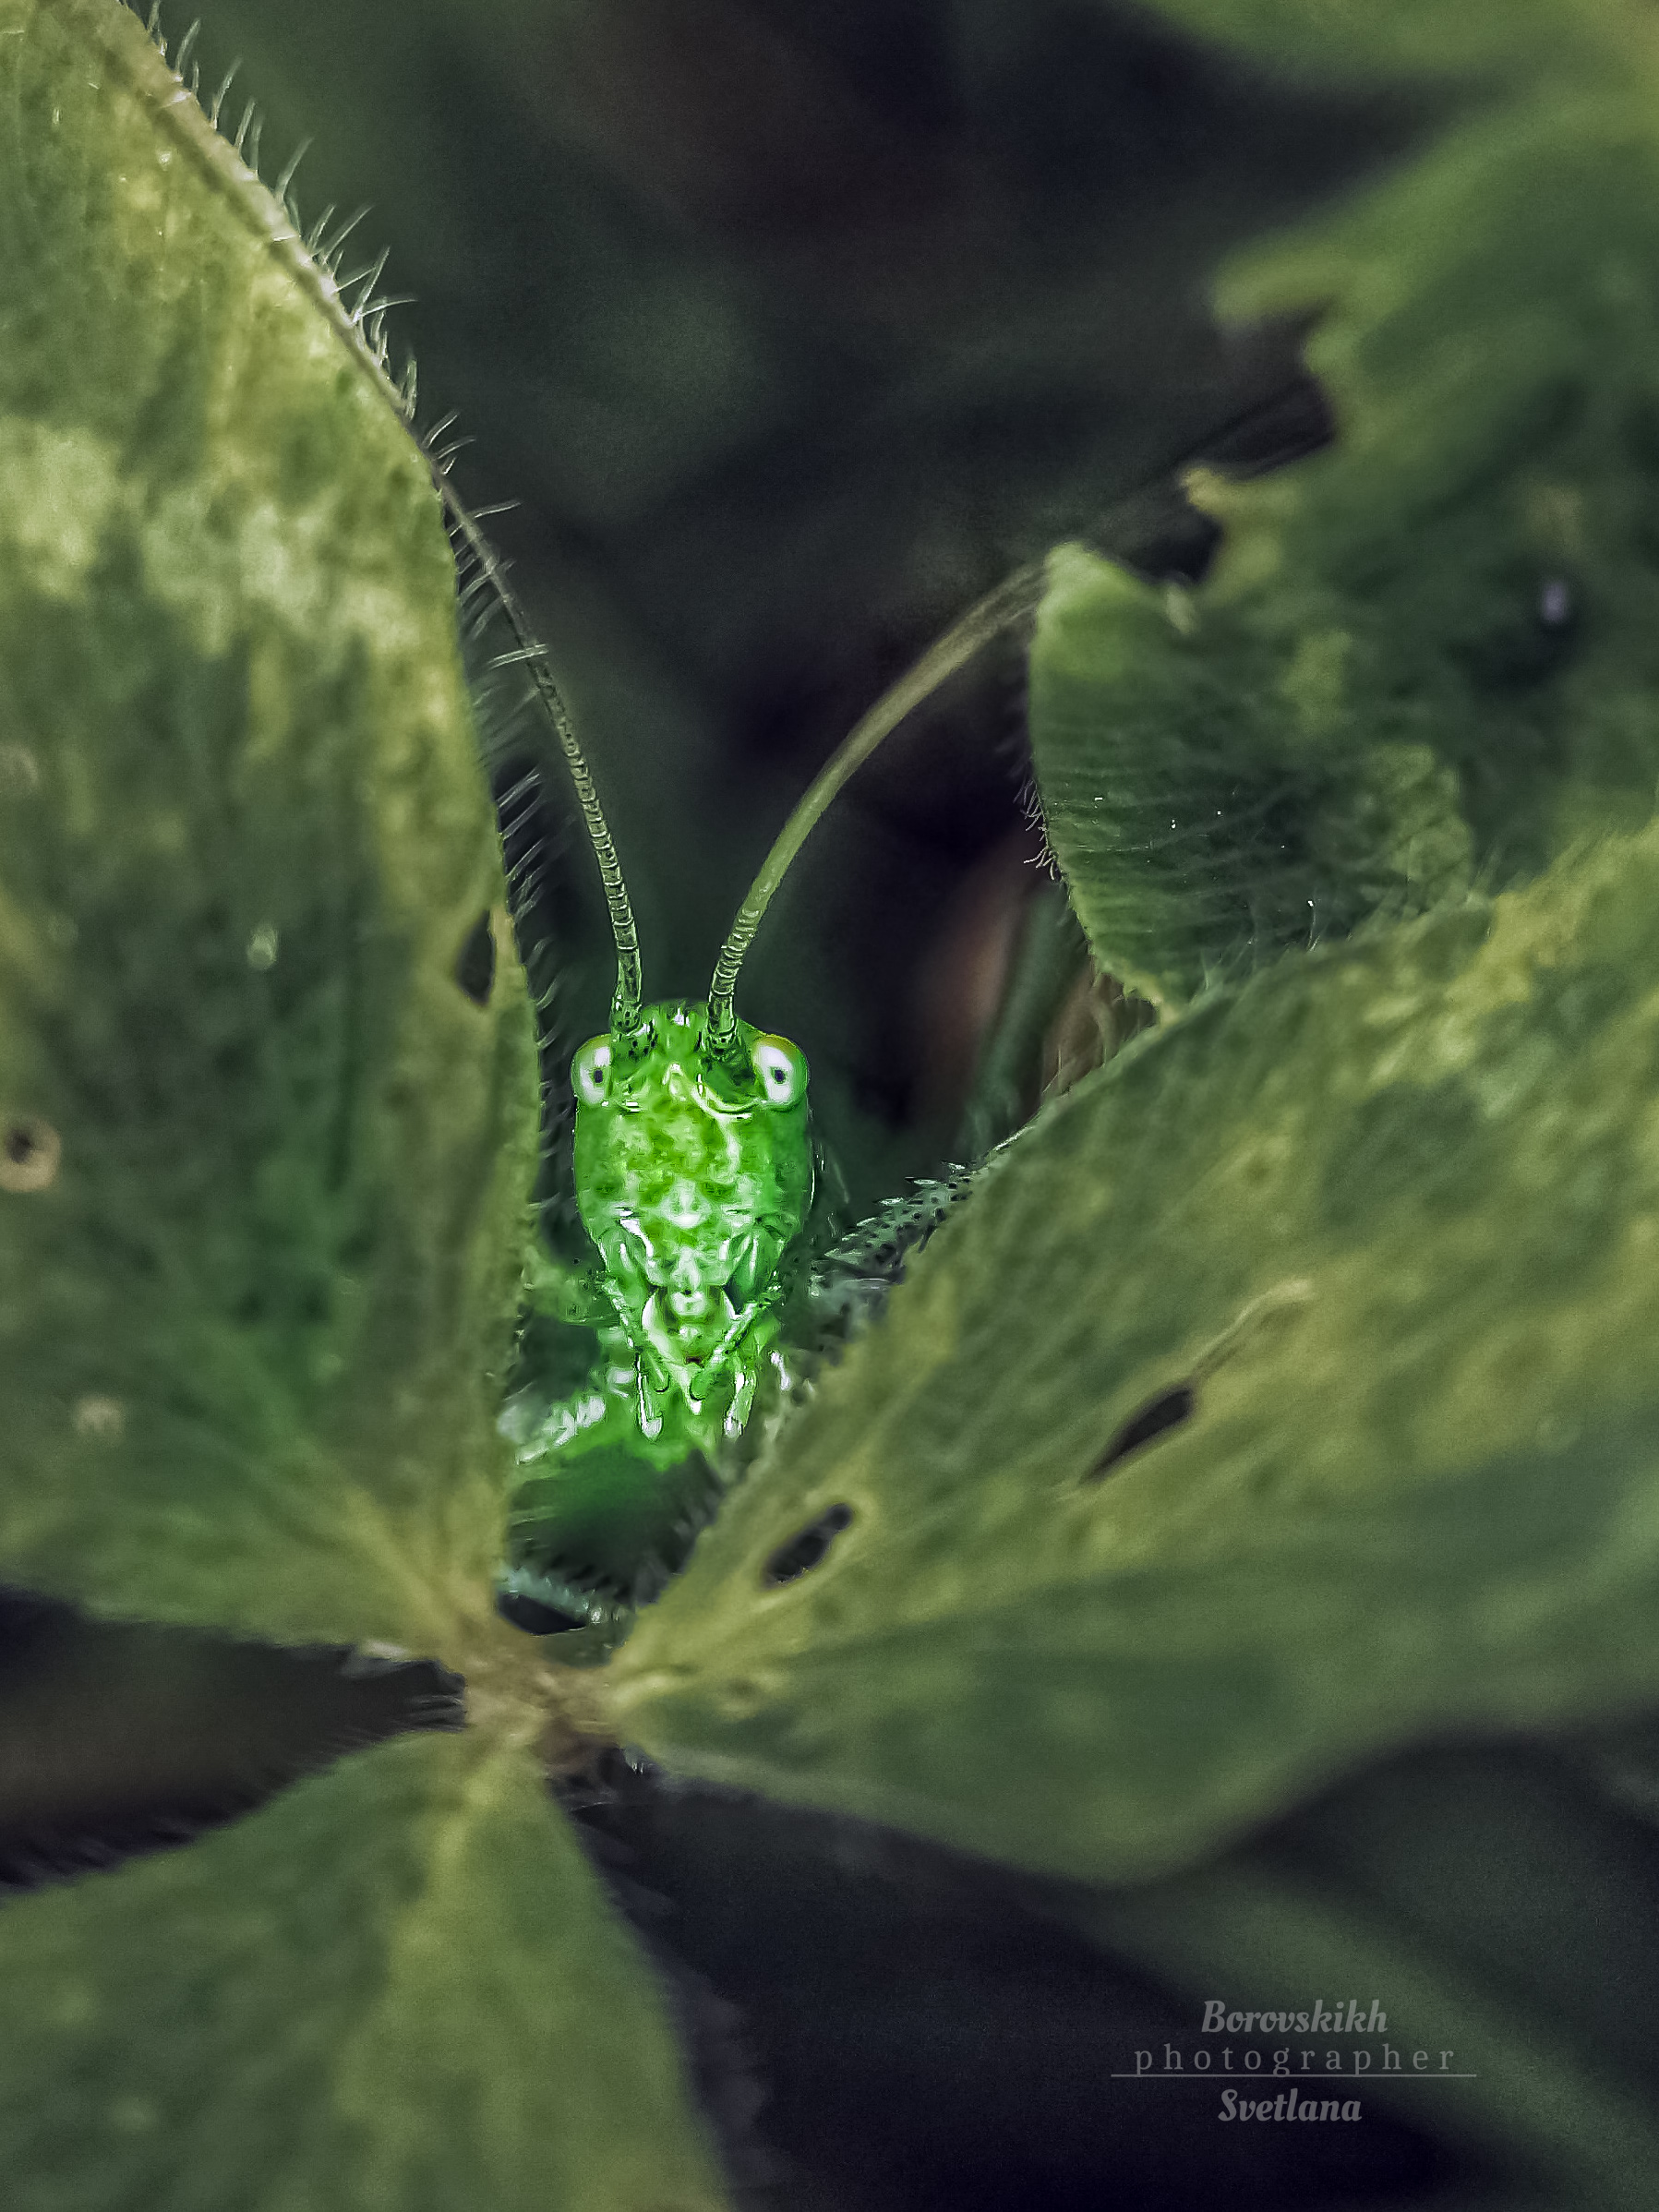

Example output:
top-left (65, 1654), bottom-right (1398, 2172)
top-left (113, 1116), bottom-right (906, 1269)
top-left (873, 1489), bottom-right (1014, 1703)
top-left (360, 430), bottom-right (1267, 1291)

top-left (156, 0), bottom-right (1423, 1209)
top-left (2, 6), bottom-right (1527, 2206)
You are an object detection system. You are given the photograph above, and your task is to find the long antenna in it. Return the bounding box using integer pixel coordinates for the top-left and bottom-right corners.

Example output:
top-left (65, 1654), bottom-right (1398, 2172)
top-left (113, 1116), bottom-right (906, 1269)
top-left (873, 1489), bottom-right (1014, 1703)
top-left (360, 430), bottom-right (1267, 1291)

top-left (437, 479), bottom-right (644, 1029)
top-left (706, 560), bottom-right (1050, 1050)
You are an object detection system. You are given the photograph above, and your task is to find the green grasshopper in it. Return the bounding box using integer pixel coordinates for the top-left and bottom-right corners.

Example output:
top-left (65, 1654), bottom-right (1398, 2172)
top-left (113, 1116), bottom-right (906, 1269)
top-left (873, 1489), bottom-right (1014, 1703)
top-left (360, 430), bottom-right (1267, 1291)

top-left (443, 492), bottom-right (1043, 1636)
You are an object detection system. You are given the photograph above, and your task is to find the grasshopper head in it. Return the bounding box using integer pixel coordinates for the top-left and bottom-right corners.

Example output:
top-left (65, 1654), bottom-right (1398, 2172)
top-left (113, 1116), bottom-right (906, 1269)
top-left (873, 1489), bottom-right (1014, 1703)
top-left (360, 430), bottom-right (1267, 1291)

top-left (569, 1002), bottom-right (813, 1312)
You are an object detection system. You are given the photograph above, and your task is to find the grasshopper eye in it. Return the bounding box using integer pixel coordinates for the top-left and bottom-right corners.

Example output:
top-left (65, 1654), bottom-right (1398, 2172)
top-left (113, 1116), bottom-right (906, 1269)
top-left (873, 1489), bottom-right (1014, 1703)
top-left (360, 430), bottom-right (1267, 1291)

top-left (571, 1037), bottom-right (613, 1107)
top-left (751, 1034), bottom-right (807, 1109)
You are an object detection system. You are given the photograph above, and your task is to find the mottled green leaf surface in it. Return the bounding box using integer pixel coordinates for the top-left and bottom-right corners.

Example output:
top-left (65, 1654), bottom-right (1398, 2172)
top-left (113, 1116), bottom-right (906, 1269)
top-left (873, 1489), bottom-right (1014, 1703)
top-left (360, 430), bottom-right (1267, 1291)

top-left (1030, 546), bottom-right (1473, 1006)
top-left (611, 823), bottom-right (1659, 1881)
top-left (0, 1730), bottom-right (728, 2212)
top-left (0, 0), bottom-right (536, 1653)
top-left (1031, 0), bottom-right (1659, 1004)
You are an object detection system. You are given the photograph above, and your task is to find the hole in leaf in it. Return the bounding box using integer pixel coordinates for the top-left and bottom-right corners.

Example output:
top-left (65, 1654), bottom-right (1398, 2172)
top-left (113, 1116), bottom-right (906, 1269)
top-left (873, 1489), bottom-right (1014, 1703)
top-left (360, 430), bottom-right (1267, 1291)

top-left (0, 1116), bottom-right (60, 1193)
top-left (496, 1589), bottom-right (590, 1636)
top-left (454, 910), bottom-right (496, 1005)
top-left (1088, 1383), bottom-right (1195, 1481)
top-left (763, 1502), bottom-right (854, 1587)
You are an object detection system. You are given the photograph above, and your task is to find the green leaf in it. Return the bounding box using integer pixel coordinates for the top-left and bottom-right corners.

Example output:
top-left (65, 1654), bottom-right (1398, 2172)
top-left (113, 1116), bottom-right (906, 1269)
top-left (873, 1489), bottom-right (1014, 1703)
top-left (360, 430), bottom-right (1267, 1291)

top-left (0, 1729), bottom-right (730, 2212)
top-left (609, 823), bottom-right (1659, 1883)
top-left (1028, 544), bottom-right (1473, 1005)
top-left (1033, 0), bottom-right (1659, 1003)
top-left (0, 0), bottom-right (537, 1654)
top-left (1138, 0), bottom-right (1623, 81)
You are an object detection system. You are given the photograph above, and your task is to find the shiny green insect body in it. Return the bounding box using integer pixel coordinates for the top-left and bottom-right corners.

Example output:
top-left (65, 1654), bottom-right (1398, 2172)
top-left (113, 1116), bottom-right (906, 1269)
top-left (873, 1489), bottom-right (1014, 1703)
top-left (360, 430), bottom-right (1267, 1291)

top-left (499, 1008), bottom-right (815, 1629)
top-left (567, 1012), bottom-right (808, 1440)
top-left (569, 1004), bottom-right (812, 1437)
top-left (462, 509), bottom-right (1038, 1634)
top-left (498, 999), bottom-right (816, 1629)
